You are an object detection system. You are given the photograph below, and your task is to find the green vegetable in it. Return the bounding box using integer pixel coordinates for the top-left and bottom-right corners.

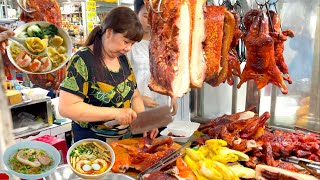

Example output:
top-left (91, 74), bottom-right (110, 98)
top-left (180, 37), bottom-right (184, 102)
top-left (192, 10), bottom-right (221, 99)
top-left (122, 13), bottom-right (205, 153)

top-left (27, 24), bottom-right (42, 37)
top-left (43, 24), bottom-right (58, 37)
top-left (28, 156), bottom-right (36, 162)
top-left (26, 24), bottom-right (58, 38)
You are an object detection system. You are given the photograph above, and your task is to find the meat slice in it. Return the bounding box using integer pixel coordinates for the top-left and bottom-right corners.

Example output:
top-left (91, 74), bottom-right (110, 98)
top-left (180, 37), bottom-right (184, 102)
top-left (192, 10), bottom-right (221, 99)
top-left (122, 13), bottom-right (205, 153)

top-left (226, 10), bottom-right (242, 85)
top-left (207, 10), bottom-right (235, 86)
top-left (147, 0), bottom-right (191, 98)
top-left (255, 165), bottom-right (318, 180)
top-left (189, 0), bottom-right (206, 88)
top-left (203, 6), bottom-right (226, 81)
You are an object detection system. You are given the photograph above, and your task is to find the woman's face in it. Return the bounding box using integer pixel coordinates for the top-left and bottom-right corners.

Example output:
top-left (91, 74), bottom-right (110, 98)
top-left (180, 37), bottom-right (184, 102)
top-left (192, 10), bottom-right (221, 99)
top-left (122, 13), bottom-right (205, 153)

top-left (138, 5), bottom-right (150, 33)
top-left (103, 29), bottom-right (135, 58)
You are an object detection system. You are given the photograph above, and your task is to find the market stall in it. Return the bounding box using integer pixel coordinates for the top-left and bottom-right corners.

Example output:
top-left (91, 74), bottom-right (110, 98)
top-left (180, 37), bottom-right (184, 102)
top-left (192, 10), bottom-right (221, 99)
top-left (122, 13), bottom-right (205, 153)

top-left (0, 0), bottom-right (320, 179)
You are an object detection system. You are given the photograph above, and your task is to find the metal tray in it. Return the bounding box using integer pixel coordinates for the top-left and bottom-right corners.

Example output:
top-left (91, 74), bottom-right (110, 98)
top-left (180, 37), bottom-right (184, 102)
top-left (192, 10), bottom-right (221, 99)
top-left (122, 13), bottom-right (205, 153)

top-left (44, 164), bottom-right (136, 180)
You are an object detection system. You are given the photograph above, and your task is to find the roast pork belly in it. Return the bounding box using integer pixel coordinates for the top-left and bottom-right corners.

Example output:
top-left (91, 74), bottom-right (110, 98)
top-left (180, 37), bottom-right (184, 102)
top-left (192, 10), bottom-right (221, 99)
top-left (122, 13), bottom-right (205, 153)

top-left (189, 0), bottom-right (207, 88)
top-left (255, 165), bottom-right (318, 180)
top-left (147, 0), bottom-right (191, 98)
top-left (207, 10), bottom-right (235, 87)
top-left (204, 6), bottom-right (226, 81)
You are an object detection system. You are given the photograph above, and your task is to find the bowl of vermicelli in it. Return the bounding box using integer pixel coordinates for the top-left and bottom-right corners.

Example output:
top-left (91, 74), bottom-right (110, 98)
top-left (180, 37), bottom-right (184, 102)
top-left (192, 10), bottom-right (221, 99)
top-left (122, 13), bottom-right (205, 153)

top-left (67, 139), bottom-right (115, 179)
top-left (3, 141), bottom-right (61, 179)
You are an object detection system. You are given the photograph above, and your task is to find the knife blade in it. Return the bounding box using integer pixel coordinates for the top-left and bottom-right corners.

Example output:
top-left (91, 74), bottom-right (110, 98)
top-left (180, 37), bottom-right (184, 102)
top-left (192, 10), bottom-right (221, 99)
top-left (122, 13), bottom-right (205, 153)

top-left (104, 105), bottom-right (173, 134)
top-left (130, 105), bottom-right (173, 134)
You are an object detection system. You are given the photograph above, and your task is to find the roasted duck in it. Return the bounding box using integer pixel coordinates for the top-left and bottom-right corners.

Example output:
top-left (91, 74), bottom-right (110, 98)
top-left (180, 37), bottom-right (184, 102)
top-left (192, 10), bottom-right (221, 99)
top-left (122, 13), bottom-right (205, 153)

top-left (237, 10), bottom-right (288, 94)
top-left (16, 0), bottom-right (65, 91)
top-left (268, 10), bottom-right (294, 84)
top-left (111, 137), bottom-right (180, 173)
top-left (197, 110), bottom-right (320, 172)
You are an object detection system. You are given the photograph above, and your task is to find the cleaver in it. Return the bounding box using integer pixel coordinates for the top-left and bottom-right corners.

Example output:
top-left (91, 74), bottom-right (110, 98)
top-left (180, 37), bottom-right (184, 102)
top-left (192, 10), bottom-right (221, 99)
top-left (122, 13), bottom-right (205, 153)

top-left (103, 105), bottom-right (173, 134)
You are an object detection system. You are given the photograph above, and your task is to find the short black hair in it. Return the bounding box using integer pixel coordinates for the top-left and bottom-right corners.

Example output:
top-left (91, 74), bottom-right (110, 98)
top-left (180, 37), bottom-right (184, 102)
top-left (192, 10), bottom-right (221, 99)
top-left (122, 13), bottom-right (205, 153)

top-left (134, 0), bottom-right (145, 14)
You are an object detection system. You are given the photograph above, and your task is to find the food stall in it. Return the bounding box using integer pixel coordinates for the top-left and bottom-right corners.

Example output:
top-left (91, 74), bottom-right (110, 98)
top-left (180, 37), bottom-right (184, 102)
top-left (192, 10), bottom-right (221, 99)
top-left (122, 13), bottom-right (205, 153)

top-left (0, 0), bottom-right (320, 179)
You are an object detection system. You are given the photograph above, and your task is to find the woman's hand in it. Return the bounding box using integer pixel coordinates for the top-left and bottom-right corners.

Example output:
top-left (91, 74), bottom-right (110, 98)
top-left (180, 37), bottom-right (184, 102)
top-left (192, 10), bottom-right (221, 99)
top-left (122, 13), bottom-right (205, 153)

top-left (143, 128), bottom-right (159, 139)
top-left (0, 26), bottom-right (14, 54)
top-left (142, 96), bottom-right (159, 108)
top-left (114, 108), bottom-right (137, 125)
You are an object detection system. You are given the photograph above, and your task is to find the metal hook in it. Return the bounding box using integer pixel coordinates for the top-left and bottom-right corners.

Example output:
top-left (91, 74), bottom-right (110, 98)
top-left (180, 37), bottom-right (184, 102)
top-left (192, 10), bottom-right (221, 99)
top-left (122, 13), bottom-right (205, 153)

top-left (255, 0), bottom-right (270, 7)
top-left (148, 0), bottom-right (167, 22)
top-left (16, 0), bottom-right (35, 18)
top-left (265, 2), bottom-right (275, 32)
top-left (268, 0), bottom-right (279, 6)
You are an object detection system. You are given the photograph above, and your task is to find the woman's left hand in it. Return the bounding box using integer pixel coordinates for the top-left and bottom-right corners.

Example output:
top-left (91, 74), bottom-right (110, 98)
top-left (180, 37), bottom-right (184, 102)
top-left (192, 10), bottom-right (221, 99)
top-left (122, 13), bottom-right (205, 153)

top-left (143, 128), bottom-right (159, 139)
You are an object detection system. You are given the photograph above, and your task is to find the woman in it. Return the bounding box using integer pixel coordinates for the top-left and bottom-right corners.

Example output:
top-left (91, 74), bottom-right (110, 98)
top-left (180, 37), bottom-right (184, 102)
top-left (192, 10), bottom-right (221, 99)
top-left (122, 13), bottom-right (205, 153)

top-left (59, 7), bottom-right (158, 142)
top-left (127, 0), bottom-right (172, 110)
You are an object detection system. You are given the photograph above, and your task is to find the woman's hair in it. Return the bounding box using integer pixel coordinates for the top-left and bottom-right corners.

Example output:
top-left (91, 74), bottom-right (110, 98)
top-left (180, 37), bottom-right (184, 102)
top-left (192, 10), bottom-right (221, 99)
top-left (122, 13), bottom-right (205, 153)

top-left (84, 6), bottom-right (143, 81)
top-left (134, 0), bottom-right (145, 14)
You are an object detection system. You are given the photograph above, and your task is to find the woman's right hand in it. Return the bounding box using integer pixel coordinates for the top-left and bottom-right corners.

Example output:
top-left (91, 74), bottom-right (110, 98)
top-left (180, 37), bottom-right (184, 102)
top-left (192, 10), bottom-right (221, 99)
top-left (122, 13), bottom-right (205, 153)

top-left (0, 26), bottom-right (14, 54)
top-left (142, 96), bottom-right (159, 108)
top-left (114, 108), bottom-right (137, 125)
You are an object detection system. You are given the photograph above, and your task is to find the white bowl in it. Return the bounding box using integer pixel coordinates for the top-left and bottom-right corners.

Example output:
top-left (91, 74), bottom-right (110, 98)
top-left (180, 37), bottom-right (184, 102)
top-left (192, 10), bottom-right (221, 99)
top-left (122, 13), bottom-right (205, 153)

top-left (67, 139), bottom-right (115, 179)
top-left (3, 141), bottom-right (61, 180)
top-left (7, 21), bottom-right (72, 74)
top-left (167, 121), bottom-right (200, 137)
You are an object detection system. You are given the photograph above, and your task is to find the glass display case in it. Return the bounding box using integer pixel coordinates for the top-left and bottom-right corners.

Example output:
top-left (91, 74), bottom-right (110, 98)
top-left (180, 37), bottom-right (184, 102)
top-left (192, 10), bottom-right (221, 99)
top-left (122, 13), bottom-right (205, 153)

top-left (191, 0), bottom-right (320, 132)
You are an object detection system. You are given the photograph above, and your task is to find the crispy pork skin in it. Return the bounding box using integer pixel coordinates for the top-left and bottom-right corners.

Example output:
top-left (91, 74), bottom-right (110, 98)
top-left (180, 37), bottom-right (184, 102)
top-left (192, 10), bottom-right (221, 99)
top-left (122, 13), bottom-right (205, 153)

top-left (207, 10), bottom-right (235, 86)
top-left (147, 0), bottom-right (191, 98)
top-left (255, 165), bottom-right (318, 180)
top-left (204, 6), bottom-right (226, 81)
top-left (189, 0), bottom-right (206, 88)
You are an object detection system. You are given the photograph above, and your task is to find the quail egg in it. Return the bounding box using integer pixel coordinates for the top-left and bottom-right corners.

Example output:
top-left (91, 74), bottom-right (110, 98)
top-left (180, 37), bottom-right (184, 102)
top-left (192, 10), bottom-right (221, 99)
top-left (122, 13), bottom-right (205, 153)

top-left (82, 164), bottom-right (92, 171)
top-left (92, 163), bottom-right (101, 171)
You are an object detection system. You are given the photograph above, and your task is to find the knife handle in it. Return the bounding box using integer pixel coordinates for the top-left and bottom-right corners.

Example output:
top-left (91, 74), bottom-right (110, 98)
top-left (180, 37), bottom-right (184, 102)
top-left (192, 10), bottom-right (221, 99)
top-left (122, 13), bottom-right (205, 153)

top-left (104, 120), bottom-right (118, 127)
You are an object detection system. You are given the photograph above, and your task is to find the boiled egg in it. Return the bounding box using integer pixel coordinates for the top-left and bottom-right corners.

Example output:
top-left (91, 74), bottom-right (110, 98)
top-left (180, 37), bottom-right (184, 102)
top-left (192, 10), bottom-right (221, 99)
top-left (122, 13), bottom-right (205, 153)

top-left (91, 163), bottom-right (101, 171)
top-left (82, 164), bottom-right (92, 172)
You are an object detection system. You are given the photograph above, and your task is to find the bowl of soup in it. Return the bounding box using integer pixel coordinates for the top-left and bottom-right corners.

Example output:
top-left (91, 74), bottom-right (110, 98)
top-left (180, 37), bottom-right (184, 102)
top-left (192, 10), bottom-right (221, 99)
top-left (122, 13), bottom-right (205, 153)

top-left (7, 21), bottom-right (72, 74)
top-left (67, 139), bottom-right (115, 179)
top-left (3, 141), bottom-right (61, 180)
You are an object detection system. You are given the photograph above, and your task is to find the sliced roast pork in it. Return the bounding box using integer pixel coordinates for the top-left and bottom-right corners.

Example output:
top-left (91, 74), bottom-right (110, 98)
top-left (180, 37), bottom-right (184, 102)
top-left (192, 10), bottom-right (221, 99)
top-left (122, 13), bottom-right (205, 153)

top-left (255, 165), bottom-right (318, 180)
top-left (204, 6), bottom-right (226, 81)
top-left (207, 9), bottom-right (235, 86)
top-left (146, 0), bottom-right (191, 98)
top-left (189, 0), bottom-right (206, 88)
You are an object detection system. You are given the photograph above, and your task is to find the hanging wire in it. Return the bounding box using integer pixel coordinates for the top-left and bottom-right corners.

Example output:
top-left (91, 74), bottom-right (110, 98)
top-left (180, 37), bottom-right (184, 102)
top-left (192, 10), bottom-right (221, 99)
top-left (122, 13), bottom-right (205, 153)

top-left (268, 0), bottom-right (282, 31)
top-left (265, 2), bottom-right (275, 32)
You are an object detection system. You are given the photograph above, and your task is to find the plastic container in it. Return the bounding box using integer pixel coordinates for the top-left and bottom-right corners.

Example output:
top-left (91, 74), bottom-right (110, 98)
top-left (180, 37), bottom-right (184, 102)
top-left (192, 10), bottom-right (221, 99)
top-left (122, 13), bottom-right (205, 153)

top-left (167, 121), bottom-right (200, 137)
